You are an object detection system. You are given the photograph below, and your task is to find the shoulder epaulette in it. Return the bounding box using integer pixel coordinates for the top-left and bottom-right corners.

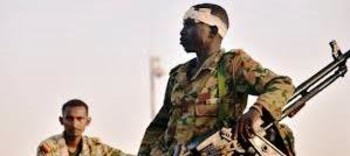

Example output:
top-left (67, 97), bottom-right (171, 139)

top-left (227, 49), bottom-right (243, 54)
top-left (230, 48), bottom-right (247, 55)
top-left (86, 136), bottom-right (102, 145)
top-left (219, 50), bottom-right (237, 63)
top-left (169, 64), bottom-right (182, 75)
top-left (220, 49), bottom-right (248, 62)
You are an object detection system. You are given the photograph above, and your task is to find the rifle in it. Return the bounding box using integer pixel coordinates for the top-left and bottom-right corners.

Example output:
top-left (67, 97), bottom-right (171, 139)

top-left (174, 40), bottom-right (350, 156)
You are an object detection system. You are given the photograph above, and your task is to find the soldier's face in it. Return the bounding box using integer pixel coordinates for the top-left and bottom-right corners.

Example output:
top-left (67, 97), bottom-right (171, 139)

top-left (180, 18), bottom-right (212, 53)
top-left (60, 106), bottom-right (90, 137)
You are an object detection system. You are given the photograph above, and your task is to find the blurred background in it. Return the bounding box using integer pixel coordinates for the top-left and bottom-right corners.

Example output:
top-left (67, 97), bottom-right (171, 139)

top-left (0, 0), bottom-right (349, 155)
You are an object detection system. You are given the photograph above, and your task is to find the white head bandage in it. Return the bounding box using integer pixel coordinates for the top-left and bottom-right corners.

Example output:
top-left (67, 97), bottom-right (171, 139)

top-left (183, 7), bottom-right (228, 37)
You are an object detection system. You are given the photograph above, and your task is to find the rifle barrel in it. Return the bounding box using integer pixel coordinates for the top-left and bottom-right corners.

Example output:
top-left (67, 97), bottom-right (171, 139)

top-left (265, 49), bottom-right (350, 130)
top-left (288, 49), bottom-right (350, 102)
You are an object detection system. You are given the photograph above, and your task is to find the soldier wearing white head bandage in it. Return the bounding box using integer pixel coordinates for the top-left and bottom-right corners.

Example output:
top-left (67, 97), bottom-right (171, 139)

top-left (138, 3), bottom-right (296, 156)
top-left (183, 7), bottom-right (228, 37)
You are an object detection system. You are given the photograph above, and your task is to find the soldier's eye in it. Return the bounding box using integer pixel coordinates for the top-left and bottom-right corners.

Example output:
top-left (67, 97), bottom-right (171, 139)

top-left (183, 19), bottom-right (195, 27)
top-left (65, 116), bottom-right (73, 121)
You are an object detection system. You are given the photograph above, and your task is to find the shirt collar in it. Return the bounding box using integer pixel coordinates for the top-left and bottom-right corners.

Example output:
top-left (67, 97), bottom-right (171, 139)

top-left (189, 50), bottom-right (224, 80)
top-left (59, 132), bottom-right (90, 155)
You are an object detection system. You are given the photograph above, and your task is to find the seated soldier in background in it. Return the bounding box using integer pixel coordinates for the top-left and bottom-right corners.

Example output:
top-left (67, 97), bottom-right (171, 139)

top-left (37, 99), bottom-right (132, 156)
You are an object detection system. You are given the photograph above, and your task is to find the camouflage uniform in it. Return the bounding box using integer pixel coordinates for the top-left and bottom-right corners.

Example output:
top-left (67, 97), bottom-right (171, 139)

top-left (37, 133), bottom-right (131, 156)
top-left (138, 49), bottom-right (295, 156)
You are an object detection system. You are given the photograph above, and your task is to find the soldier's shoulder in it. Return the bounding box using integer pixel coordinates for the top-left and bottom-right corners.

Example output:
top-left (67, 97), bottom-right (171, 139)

top-left (169, 64), bottom-right (182, 75)
top-left (84, 136), bottom-right (126, 155)
top-left (224, 49), bottom-right (248, 57)
top-left (221, 49), bottom-right (252, 63)
top-left (169, 58), bottom-right (196, 75)
top-left (39, 134), bottom-right (62, 145)
top-left (38, 134), bottom-right (62, 153)
top-left (85, 136), bottom-right (103, 145)
top-left (219, 49), bottom-right (242, 63)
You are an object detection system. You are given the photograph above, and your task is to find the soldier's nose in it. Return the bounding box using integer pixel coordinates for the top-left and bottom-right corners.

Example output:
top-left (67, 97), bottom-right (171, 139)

top-left (72, 119), bottom-right (79, 128)
top-left (180, 28), bottom-right (187, 36)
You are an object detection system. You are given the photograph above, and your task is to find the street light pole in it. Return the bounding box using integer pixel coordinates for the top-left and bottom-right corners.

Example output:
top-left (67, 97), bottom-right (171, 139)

top-left (149, 55), bottom-right (164, 118)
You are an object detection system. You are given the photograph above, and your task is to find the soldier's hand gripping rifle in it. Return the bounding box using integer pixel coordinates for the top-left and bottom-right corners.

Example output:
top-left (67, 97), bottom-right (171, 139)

top-left (174, 40), bottom-right (350, 156)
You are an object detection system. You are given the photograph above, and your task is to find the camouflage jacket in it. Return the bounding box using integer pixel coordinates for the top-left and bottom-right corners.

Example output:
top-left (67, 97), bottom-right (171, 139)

top-left (138, 49), bottom-right (295, 155)
top-left (37, 133), bottom-right (130, 156)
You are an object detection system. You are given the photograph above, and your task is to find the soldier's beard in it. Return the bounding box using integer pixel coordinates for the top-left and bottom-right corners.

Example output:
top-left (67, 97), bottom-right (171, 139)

top-left (65, 129), bottom-right (84, 138)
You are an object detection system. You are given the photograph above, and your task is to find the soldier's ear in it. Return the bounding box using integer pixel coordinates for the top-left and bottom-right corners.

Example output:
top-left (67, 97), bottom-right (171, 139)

top-left (59, 116), bottom-right (63, 125)
top-left (87, 117), bottom-right (91, 126)
top-left (209, 26), bottom-right (219, 38)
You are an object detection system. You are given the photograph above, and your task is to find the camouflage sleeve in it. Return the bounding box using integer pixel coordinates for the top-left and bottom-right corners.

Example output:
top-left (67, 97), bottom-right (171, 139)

top-left (231, 49), bottom-right (295, 120)
top-left (137, 77), bottom-right (174, 155)
top-left (36, 144), bottom-right (46, 156)
top-left (100, 144), bottom-right (134, 156)
top-left (87, 137), bottom-right (134, 156)
top-left (36, 140), bottom-right (55, 156)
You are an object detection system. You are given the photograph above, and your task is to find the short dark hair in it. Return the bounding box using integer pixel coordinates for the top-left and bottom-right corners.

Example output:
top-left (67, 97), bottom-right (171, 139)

top-left (192, 3), bottom-right (230, 29)
top-left (62, 99), bottom-right (89, 115)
